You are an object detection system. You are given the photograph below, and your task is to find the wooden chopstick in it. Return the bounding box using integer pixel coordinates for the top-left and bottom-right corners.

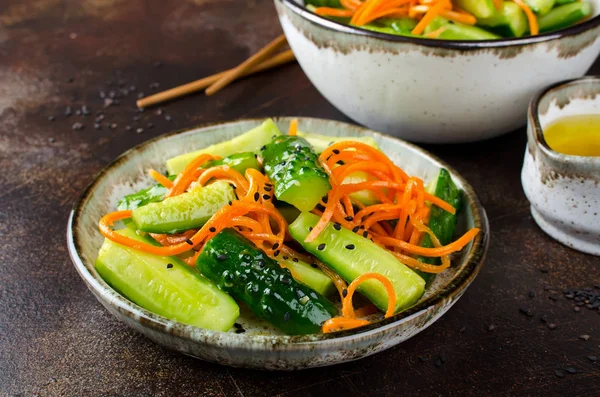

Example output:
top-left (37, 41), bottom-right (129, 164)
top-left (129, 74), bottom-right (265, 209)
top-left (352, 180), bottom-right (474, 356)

top-left (205, 34), bottom-right (288, 96)
top-left (136, 49), bottom-right (296, 109)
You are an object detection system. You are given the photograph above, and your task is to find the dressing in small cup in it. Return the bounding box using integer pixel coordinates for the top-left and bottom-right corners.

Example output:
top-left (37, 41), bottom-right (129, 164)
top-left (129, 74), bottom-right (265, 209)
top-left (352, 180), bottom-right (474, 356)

top-left (521, 77), bottom-right (600, 256)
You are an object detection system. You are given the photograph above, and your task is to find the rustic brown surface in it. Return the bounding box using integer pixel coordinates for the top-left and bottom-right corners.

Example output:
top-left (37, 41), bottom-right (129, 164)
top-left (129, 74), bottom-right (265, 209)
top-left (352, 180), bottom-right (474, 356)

top-left (1, 1), bottom-right (599, 396)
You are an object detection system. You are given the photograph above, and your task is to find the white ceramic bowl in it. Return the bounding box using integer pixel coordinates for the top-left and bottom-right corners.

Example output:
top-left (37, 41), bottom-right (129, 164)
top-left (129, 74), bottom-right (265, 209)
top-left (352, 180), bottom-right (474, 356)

top-left (67, 117), bottom-right (489, 369)
top-left (521, 77), bottom-right (600, 256)
top-left (275, 0), bottom-right (600, 143)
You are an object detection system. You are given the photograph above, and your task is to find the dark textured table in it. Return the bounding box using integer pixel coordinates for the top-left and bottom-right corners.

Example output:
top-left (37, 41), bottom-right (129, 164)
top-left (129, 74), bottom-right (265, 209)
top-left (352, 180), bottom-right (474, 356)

top-left (1, 1), bottom-right (599, 396)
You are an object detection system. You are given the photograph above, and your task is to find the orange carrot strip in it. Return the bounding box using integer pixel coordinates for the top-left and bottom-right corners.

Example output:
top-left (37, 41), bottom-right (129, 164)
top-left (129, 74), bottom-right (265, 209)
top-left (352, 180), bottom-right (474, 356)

top-left (341, 0), bottom-right (362, 10)
top-left (167, 154), bottom-right (217, 197)
top-left (354, 304), bottom-right (379, 317)
top-left (411, 1), bottom-right (446, 35)
top-left (342, 273), bottom-right (396, 319)
top-left (423, 26), bottom-right (447, 38)
top-left (288, 118), bottom-right (298, 136)
top-left (315, 7), bottom-right (356, 17)
top-left (148, 169), bottom-right (173, 188)
top-left (375, 227), bottom-right (480, 257)
top-left (440, 9), bottom-right (476, 25)
top-left (513, 0), bottom-right (538, 35)
top-left (322, 317), bottom-right (371, 333)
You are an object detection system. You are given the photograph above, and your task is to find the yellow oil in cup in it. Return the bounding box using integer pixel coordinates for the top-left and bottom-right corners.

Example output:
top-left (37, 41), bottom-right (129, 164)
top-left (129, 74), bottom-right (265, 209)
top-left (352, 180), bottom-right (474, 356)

top-left (544, 115), bottom-right (600, 157)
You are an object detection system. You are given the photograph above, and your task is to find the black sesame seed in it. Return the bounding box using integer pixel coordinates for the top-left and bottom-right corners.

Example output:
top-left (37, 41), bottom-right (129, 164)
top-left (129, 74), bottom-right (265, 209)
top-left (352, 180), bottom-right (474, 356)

top-left (363, 231), bottom-right (369, 238)
top-left (229, 183), bottom-right (236, 190)
top-left (554, 369), bottom-right (565, 378)
top-left (209, 227), bottom-right (216, 232)
top-left (539, 268), bottom-right (548, 274)
top-left (283, 312), bottom-right (290, 322)
top-left (352, 226), bottom-right (360, 233)
top-left (280, 161), bottom-right (287, 166)
top-left (258, 259), bottom-right (265, 268)
top-left (274, 250), bottom-right (280, 257)
top-left (263, 194), bottom-right (271, 200)
top-left (48, 115), bottom-right (55, 122)
top-left (272, 242), bottom-right (279, 250)
top-left (317, 243), bottom-right (326, 251)
top-left (260, 145), bottom-right (266, 151)
top-left (342, 289), bottom-right (348, 298)
top-left (308, 227), bottom-right (313, 232)
top-left (292, 258), bottom-right (299, 262)
top-left (565, 367), bottom-right (577, 374)
top-left (228, 201), bottom-right (233, 206)
top-left (281, 277), bottom-right (290, 285)
top-left (333, 223), bottom-right (341, 231)
top-left (588, 355), bottom-right (598, 362)
top-left (282, 255), bottom-right (288, 260)
top-left (345, 216), bottom-right (353, 221)
top-left (547, 323), bottom-right (557, 330)
top-left (264, 186), bottom-right (272, 192)
top-left (332, 149), bottom-right (340, 154)
top-left (185, 239), bottom-right (194, 245)
top-left (345, 244), bottom-right (355, 250)
top-left (235, 328), bottom-right (246, 334)
top-left (311, 263), bottom-right (318, 269)
top-left (322, 195), bottom-right (328, 204)
top-left (166, 263), bottom-right (173, 269)
top-left (254, 192), bottom-right (259, 201)
top-left (217, 254), bottom-right (228, 261)
top-left (233, 323), bottom-right (243, 329)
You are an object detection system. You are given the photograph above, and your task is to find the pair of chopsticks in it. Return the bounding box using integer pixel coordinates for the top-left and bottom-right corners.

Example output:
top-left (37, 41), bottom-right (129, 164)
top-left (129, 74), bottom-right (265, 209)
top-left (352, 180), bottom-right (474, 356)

top-left (136, 34), bottom-right (295, 109)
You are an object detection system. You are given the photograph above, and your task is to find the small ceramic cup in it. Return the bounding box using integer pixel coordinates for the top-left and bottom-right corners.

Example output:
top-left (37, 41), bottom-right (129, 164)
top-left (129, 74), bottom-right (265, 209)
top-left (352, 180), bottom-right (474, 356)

top-left (521, 77), bottom-right (600, 256)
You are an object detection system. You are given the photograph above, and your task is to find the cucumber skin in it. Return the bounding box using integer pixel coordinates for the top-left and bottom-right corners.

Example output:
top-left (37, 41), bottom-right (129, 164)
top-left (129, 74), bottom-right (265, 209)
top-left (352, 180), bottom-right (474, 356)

top-left (262, 135), bottom-right (331, 212)
top-left (132, 181), bottom-right (236, 234)
top-left (197, 229), bottom-right (336, 335)
top-left (538, 2), bottom-right (591, 33)
top-left (117, 152), bottom-right (259, 211)
top-left (478, 2), bottom-right (528, 38)
top-left (289, 212), bottom-right (426, 313)
top-left (524, 0), bottom-right (556, 15)
top-left (166, 118), bottom-right (281, 175)
top-left (455, 0), bottom-right (496, 18)
top-left (95, 228), bottom-right (239, 331)
top-left (416, 169), bottom-right (463, 283)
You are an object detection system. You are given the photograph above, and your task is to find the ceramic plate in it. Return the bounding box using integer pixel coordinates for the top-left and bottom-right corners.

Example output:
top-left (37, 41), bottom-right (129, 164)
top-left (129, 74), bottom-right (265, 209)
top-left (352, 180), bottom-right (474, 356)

top-left (67, 117), bottom-right (489, 370)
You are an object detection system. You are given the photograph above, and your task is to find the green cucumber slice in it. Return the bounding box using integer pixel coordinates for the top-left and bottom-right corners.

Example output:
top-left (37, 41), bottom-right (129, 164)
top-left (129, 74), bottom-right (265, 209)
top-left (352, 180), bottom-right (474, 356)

top-left (166, 119), bottom-right (281, 175)
top-left (538, 2), bottom-right (592, 33)
top-left (132, 181), bottom-right (236, 234)
top-left (478, 2), bottom-right (528, 37)
top-left (289, 212), bottom-right (426, 313)
top-left (95, 228), bottom-right (239, 331)
top-left (455, 0), bottom-right (497, 18)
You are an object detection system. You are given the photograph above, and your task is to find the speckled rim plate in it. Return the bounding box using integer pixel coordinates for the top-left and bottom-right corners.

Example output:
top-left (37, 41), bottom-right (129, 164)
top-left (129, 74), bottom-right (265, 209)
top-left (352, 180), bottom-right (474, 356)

top-left (67, 117), bottom-right (489, 367)
top-left (280, 0), bottom-right (600, 49)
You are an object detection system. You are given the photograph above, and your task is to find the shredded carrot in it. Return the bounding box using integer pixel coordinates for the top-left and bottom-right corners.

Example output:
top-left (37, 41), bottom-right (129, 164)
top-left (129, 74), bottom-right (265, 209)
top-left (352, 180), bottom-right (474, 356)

top-left (341, 0), bottom-right (363, 10)
top-left (323, 272), bottom-right (396, 333)
top-left (148, 169), bottom-right (173, 188)
top-left (315, 7), bottom-right (356, 17)
top-left (166, 154), bottom-right (217, 198)
top-left (411, 1), bottom-right (446, 35)
top-left (493, 0), bottom-right (503, 10)
top-left (375, 227), bottom-right (480, 257)
top-left (513, 0), bottom-right (538, 35)
top-left (440, 9), bottom-right (476, 25)
top-left (423, 26), bottom-right (447, 38)
top-left (288, 118), bottom-right (298, 136)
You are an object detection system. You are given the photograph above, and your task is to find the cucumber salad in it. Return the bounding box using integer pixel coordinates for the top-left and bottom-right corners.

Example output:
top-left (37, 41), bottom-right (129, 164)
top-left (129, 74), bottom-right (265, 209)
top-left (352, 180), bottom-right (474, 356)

top-left (306, 0), bottom-right (593, 40)
top-left (97, 119), bottom-right (480, 335)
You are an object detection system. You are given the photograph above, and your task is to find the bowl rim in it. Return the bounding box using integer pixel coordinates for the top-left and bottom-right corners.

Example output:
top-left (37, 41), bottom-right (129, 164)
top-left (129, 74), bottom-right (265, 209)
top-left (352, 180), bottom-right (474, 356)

top-left (67, 117), bottom-right (489, 349)
top-left (278, 0), bottom-right (600, 50)
top-left (529, 75), bottom-right (600, 166)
